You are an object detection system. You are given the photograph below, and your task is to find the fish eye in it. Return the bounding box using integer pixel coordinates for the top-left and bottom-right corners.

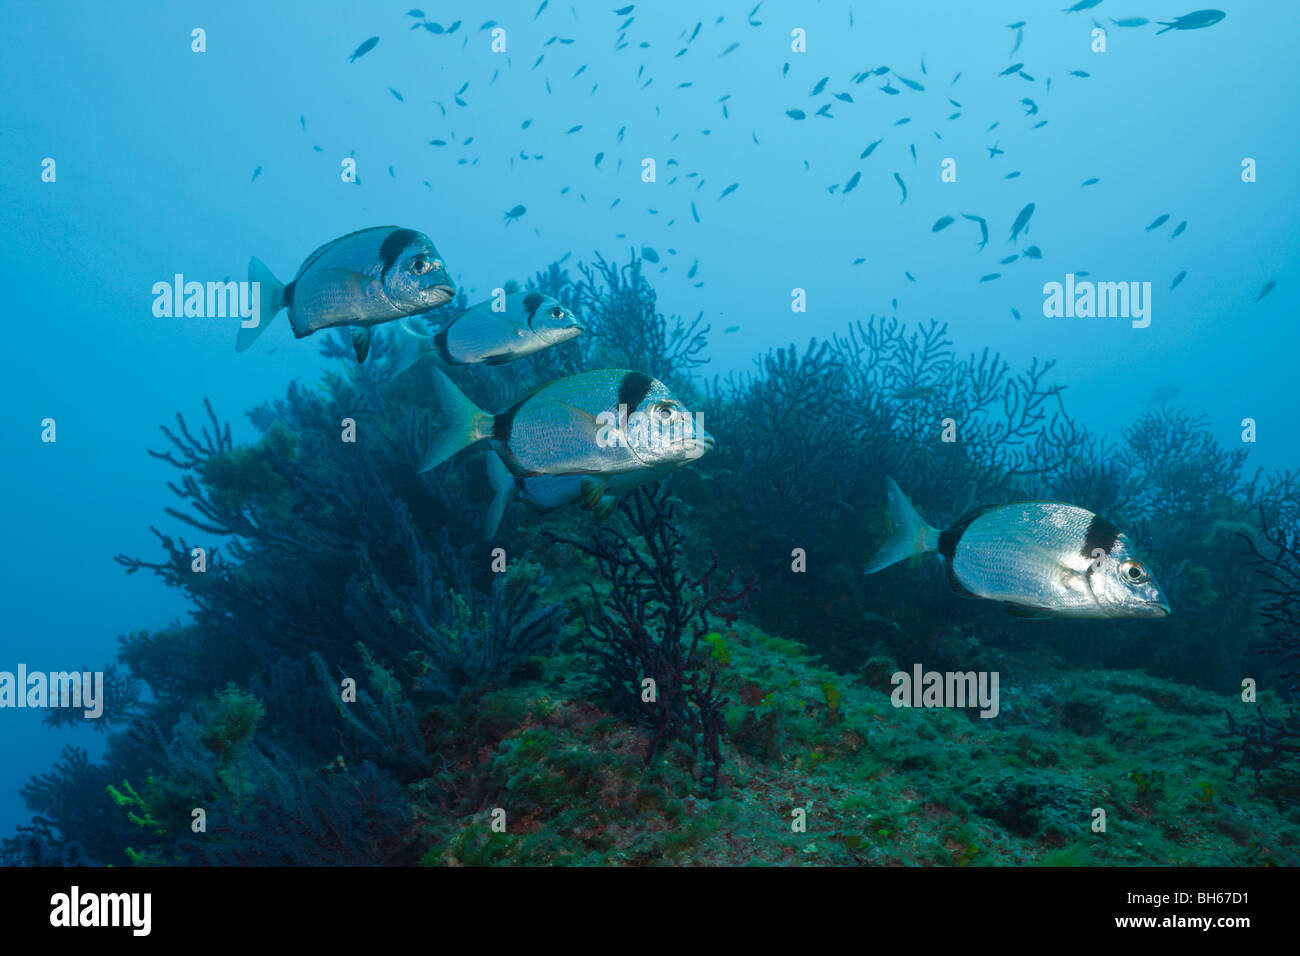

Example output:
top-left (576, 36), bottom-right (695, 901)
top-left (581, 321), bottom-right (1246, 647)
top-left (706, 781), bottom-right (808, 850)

top-left (1121, 560), bottom-right (1147, 584)
top-left (549, 306), bottom-right (565, 320)
top-left (409, 255), bottom-right (431, 275)
top-left (653, 401), bottom-right (675, 423)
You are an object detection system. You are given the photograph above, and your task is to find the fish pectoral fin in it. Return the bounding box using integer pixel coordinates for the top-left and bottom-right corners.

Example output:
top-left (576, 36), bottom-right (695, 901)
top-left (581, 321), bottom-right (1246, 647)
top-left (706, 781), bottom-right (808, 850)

top-left (579, 477), bottom-right (608, 511)
top-left (555, 403), bottom-right (608, 434)
top-left (351, 327), bottom-right (373, 362)
top-left (592, 494), bottom-right (622, 521)
top-left (1002, 603), bottom-right (1053, 621)
top-left (313, 267), bottom-right (384, 302)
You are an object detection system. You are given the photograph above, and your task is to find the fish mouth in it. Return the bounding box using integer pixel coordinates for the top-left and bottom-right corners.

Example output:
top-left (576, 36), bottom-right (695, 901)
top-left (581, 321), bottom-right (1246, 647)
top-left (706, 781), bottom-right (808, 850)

top-left (1144, 598), bottom-right (1172, 618)
top-left (433, 283), bottom-right (455, 299)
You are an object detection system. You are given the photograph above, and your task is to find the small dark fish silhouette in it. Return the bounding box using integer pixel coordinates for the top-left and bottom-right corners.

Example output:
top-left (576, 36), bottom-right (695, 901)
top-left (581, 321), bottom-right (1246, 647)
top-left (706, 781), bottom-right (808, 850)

top-left (1062, 0), bottom-right (1103, 11)
top-left (1146, 213), bottom-right (1170, 232)
top-left (860, 138), bottom-right (883, 159)
top-left (880, 82), bottom-right (900, 95)
top-left (724, 325), bottom-right (740, 334)
top-left (843, 171), bottom-right (862, 194)
top-left (1069, 70), bottom-right (1091, 77)
top-left (1081, 177), bottom-right (1099, 186)
top-left (980, 273), bottom-right (1001, 283)
top-left (893, 172), bottom-right (907, 204)
top-left (1111, 17), bottom-right (1150, 27)
top-left (1000, 63), bottom-right (1024, 76)
top-left (504, 205), bottom-right (527, 223)
top-left (932, 216), bottom-right (955, 232)
top-left (1170, 220), bottom-right (1187, 240)
top-left (786, 108), bottom-right (806, 120)
top-left (1000, 254), bottom-right (1020, 265)
top-left (1009, 202), bottom-right (1035, 242)
top-left (1256, 280), bottom-right (1276, 301)
top-left (1005, 171), bottom-right (1021, 179)
top-left (642, 246), bottom-right (660, 263)
top-left (720, 42), bottom-right (739, 56)
top-left (810, 76), bottom-right (828, 96)
top-left (251, 166), bottom-right (262, 182)
top-left (1022, 98), bottom-right (1038, 116)
top-left (1170, 270), bottom-right (1187, 290)
top-left (1023, 246), bottom-right (1043, 259)
top-left (350, 37), bottom-right (379, 61)
top-left (1011, 307), bottom-right (1022, 320)
top-left (1146, 384), bottom-right (1181, 405)
top-left (987, 142), bottom-right (1004, 158)
top-left (895, 73), bottom-right (925, 91)
top-left (720, 183), bottom-right (739, 199)
top-left (1157, 10), bottom-right (1226, 33)
top-left (962, 214), bottom-right (989, 250)
top-left (389, 88), bottom-right (404, 101)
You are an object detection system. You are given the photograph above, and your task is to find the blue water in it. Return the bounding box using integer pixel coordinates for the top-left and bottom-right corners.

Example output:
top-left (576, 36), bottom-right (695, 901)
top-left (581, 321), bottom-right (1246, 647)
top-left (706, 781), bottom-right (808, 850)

top-left (1, 0), bottom-right (1296, 837)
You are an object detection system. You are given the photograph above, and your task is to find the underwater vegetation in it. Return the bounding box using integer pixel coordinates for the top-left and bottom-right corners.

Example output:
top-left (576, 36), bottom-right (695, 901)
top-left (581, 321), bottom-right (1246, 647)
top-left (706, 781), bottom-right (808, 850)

top-left (5, 254), bottom-right (1298, 867)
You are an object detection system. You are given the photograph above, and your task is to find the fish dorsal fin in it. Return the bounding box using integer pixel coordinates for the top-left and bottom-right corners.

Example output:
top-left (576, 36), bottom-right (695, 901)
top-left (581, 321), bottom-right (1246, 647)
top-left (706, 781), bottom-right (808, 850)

top-left (296, 226), bottom-right (399, 278)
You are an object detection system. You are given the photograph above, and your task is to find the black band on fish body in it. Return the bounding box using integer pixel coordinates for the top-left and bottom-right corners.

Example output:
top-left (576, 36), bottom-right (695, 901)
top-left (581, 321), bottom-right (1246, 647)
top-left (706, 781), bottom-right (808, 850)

top-left (283, 281), bottom-right (296, 306)
top-left (1081, 514), bottom-right (1120, 559)
top-left (379, 228), bottom-right (420, 280)
top-left (938, 508), bottom-right (987, 562)
top-left (494, 400), bottom-right (522, 444)
top-left (617, 371), bottom-right (654, 413)
top-left (522, 292), bottom-right (544, 329)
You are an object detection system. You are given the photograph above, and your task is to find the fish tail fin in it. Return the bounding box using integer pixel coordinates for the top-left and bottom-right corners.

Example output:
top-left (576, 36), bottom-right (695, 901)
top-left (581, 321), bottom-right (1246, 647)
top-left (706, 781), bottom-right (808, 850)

top-left (864, 476), bottom-right (941, 574)
top-left (236, 257), bottom-right (286, 352)
top-left (1155, 21), bottom-right (1174, 34)
top-left (419, 366), bottom-right (492, 473)
top-left (484, 451), bottom-right (514, 540)
top-left (391, 320), bottom-right (436, 377)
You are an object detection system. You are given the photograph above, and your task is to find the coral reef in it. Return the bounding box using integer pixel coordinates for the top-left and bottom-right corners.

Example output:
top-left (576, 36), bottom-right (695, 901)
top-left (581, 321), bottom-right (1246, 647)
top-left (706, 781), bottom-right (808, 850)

top-left (547, 486), bottom-right (754, 789)
top-left (7, 254), bottom-right (1299, 867)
